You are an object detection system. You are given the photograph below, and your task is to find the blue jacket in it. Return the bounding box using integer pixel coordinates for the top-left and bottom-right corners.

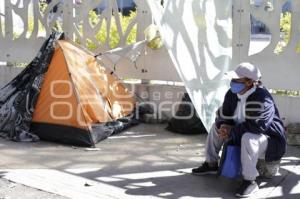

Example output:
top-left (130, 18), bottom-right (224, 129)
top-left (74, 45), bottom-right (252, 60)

top-left (216, 86), bottom-right (286, 162)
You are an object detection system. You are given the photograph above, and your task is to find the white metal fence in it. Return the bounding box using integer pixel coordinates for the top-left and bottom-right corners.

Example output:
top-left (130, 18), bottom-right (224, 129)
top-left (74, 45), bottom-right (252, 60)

top-left (1, 0), bottom-right (300, 87)
top-left (233, 0), bottom-right (300, 90)
top-left (0, 65), bottom-right (22, 86)
top-left (0, 0), bottom-right (181, 81)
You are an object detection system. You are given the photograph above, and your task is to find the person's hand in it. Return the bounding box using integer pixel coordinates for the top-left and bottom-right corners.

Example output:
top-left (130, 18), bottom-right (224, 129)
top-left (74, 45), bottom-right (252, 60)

top-left (218, 124), bottom-right (232, 140)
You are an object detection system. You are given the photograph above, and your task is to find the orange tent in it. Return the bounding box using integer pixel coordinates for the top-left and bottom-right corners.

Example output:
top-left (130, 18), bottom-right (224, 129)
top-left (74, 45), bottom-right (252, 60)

top-left (30, 40), bottom-right (136, 146)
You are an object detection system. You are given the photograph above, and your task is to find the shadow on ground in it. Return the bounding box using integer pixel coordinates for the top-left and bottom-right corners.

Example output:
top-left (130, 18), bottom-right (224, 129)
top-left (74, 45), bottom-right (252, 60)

top-left (0, 124), bottom-right (300, 198)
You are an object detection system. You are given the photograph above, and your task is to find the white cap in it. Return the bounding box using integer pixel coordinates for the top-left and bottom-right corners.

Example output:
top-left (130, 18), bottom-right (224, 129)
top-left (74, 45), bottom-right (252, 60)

top-left (225, 62), bottom-right (261, 81)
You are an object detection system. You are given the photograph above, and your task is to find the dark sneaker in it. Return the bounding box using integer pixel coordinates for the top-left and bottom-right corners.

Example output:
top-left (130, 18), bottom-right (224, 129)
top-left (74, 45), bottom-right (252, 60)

top-left (236, 180), bottom-right (259, 198)
top-left (192, 162), bottom-right (218, 175)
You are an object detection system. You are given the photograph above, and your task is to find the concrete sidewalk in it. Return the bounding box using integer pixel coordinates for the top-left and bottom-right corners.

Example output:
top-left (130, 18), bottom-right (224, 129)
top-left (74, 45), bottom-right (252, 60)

top-left (0, 124), bottom-right (299, 198)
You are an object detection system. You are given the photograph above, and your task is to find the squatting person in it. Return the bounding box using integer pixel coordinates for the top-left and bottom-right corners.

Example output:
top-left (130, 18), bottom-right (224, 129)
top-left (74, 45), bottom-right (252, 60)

top-left (192, 62), bottom-right (286, 198)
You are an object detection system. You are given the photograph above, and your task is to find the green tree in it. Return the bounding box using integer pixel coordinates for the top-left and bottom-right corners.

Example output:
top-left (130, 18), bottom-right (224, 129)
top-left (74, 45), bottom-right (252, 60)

top-left (80, 10), bottom-right (137, 50)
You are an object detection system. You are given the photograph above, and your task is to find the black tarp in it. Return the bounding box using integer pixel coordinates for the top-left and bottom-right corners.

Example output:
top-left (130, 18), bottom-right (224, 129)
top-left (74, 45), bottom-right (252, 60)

top-left (166, 93), bottom-right (207, 134)
top-left (30, 115), bottom-right (138, 147)
top-left (0, 32), bottom-right (63, 141)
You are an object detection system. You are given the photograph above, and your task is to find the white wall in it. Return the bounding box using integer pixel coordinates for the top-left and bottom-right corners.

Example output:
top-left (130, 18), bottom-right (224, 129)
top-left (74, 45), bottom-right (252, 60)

top-left (1, 66), bottom-right (299, 125)
top-left (131, 84), bottom-right (300, 125)
top-left (272, 95), bottom-right (300, 125)
top-left (0, 65), bottom-right (22, 87)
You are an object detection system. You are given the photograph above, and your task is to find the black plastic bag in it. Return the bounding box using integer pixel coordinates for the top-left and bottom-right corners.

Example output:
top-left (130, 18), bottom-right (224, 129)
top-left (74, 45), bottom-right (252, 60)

top-left (166, 93), bottom-right (207, 134)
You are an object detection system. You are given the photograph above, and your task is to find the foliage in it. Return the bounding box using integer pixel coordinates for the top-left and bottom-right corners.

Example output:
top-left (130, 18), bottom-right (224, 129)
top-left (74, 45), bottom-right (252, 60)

top-left (275, 11), bottom-right (300, 54)
top-left (14, 1), bottom-right (136, 50)
top-left (274, 12), bottom-right (291, 54)
top-left (280, 12), bottom-right (291, 44)
top-left (270, 89), bottom-right (300, 97)
top-left (39, 0), bottom-right (48, 13)
top-left (77, 10), bottom-right (137, 50)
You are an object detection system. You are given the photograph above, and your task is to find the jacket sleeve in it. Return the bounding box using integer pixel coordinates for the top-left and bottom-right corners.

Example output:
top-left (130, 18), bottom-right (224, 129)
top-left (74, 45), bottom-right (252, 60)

top-left (231, 94), bottom-right (275, 136)
top-left (215, 90), bottom-right (235, 129)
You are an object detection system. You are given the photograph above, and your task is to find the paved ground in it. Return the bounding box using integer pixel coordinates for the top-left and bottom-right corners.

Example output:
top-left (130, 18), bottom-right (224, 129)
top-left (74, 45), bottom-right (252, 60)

top-left (0, 178), bottom-right (66, 199)
top-left (0, 123), bottom-right (299, 199)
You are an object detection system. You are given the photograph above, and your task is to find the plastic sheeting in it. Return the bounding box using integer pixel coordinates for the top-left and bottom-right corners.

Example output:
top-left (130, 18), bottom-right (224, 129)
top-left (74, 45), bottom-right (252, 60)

top-left (0, 32), bottom-right (63, 141)
top-left (166, 93), bottom-right (207, 134)
top-left (146, 0), bottom-right (233, 130)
